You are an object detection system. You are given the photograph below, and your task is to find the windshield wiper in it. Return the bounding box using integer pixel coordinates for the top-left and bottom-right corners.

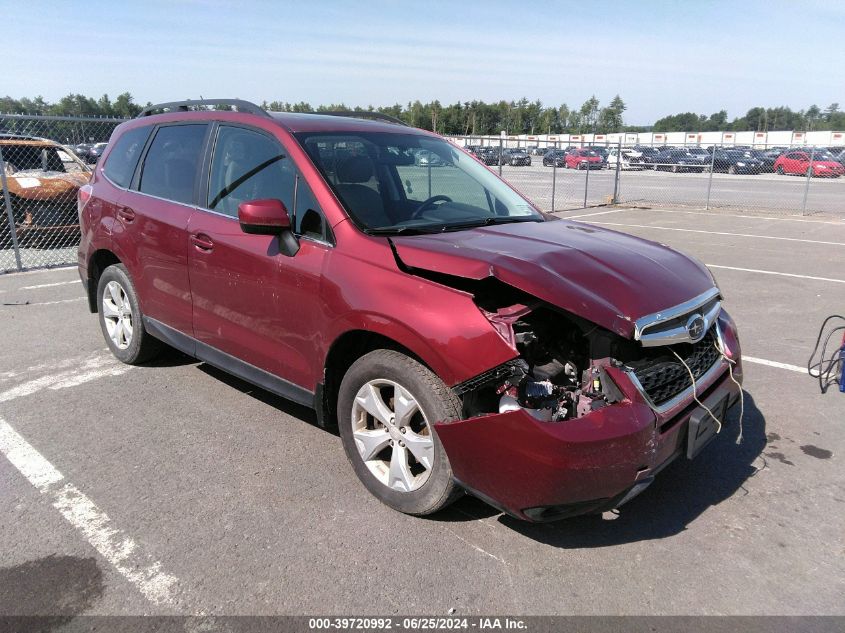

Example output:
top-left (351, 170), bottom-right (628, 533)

top-left (365, 216), bottom-right (541, 236)
top-left (438, 216), bottom-right (543, 231)
top-left (364, 225), bottom-right (445, 236)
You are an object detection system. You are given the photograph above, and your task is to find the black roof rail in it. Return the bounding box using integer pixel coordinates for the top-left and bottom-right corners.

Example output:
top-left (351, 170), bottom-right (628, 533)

top-left (313, 111), bottom-right (410, 127)
top-left (137, 99), bottom-right (270, 119)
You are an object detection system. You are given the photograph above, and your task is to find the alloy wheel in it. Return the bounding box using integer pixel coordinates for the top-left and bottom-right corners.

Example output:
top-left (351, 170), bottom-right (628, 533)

top-left (350, 379), bottom-right (434, 493)
top-left (102, 280), bottom-right (133, 350)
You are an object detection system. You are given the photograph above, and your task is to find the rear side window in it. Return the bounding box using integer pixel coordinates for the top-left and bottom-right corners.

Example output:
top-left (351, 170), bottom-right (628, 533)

top-left (139, 125), bottom-right (207, 204)
top-left (207, 126), bottom-right (294, 217)
top-left (103, 126), bottom-right (152, 188)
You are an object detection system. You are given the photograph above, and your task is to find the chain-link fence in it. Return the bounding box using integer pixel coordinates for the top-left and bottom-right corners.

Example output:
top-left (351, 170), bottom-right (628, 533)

top-left (2, 114), bottom-right (844, 274)
top-left (1, 114), bottom-right (126, 273)
top-left (451, 136), bottom-right (845, 217)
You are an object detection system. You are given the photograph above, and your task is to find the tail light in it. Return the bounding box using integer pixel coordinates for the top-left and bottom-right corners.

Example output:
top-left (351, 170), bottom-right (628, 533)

top-left (78, 184), bottom-right (93, 223)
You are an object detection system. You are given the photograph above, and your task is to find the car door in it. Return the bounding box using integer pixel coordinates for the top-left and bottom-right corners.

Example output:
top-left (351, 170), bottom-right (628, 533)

top-left (187, 123), bottom-right (332, 390)
top-left (116, 123), bottom-right (209, 336)
top-left (792, 152), bottom-right (810, 175)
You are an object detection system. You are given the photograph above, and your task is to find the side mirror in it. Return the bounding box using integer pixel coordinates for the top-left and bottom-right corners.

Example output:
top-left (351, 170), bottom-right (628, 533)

top-left (237, 198), bottom-right (300, 257)
top-left (237, 199), bottom-right (291, 235)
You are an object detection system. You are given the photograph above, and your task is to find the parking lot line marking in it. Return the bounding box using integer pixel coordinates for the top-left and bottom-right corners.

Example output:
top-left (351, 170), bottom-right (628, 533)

top-left (558, 208), bottom-right (626, 219)
top-left (742, 356), bottom-right (806, 373)
top-left (706, 264), bottom-right (845, 284)
top-left (0, 419), bottom-right (181, 606)
top-left (587, 222), bottom-right (845, 247)
top-left (20, 280), bottom-right (81, 290)
top-left (1, 297), bottom-right (86, 307)
top-left (640, 208), bottom-right (845, 225)
top-left (0, 355), bottom-right (132, 404)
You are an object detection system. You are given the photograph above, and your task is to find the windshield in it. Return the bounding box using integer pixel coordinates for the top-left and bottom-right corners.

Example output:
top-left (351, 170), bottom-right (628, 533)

top-left (296, 132), bottom-right (542, 234)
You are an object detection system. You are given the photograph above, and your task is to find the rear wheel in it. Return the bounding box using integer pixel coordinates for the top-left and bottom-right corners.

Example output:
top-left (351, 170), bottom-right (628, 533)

top-left (97, 264), bottom-right (162, 365)
top-left (337, 350), bottom-right (463, 516)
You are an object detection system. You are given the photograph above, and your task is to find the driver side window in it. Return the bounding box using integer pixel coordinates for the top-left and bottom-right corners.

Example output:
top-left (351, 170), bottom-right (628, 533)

top-left (207, 126), bottom-right (295, 218)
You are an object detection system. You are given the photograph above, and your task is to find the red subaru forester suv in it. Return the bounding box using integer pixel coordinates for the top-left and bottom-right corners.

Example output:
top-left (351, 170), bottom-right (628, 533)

top-left (78, 100), bottom-right (743, 521)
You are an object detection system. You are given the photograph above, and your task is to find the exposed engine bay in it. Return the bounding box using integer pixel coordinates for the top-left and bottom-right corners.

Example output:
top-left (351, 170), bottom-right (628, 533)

top-left (455, 291), bottom-right (723, 422)
top-left (457, 301), bottom-right (631, 422)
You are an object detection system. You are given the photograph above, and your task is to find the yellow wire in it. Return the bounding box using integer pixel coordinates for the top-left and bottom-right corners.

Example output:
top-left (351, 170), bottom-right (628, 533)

top-left (671, 348), bottom-right (722, 434)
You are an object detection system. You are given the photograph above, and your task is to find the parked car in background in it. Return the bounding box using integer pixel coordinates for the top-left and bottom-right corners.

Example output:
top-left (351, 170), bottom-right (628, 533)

top-left (711, 149), bottom-right (763, 174)
top-left (774, 150), bottom-right (844, 177)
top-left (88, 142), bottom-right (108, 163)
top-left (587, 146), bottom-right (609, 167)
top-left (79, 99), bottom-right (743, 522)
top-left (827, 147), bottom-right (845, 167)
top-left (501, 148), bottom-right (531, 166)
top-left (542, 149), bottom-right (567, 167)
top-left (652, 149), bottom-right (709, 173)
top-left (565, 148), bottom-right (603, 169)
top-left (607, 148), bottom-right (645, 170)
top-left (0, 134), bottom-right (92, 247)
top-left (635, 146), bottom-right (661, 169)
top-left (475, 146), bottom-right (500, 166)
top-left (73, 143), bottom-right (95, 164)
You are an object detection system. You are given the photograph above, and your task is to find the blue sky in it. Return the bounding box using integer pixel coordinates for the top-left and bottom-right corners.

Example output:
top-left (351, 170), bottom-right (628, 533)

top-left (6, 0), bottom-right (843, 124)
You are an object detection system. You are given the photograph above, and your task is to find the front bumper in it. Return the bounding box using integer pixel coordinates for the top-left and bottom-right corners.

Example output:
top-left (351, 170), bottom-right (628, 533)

top-left (435, 316), bottom-right (743, 522)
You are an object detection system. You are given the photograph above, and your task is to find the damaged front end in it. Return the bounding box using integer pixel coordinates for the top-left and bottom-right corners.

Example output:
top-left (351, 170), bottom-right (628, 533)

top-left (424, 276), bottom-right (743, 522)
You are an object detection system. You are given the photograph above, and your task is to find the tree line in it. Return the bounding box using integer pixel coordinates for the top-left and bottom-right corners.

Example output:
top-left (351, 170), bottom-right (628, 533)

top-left (653, 104), bottom-right (844, 133)
top-left (1, 93), bottom-right (842, 135)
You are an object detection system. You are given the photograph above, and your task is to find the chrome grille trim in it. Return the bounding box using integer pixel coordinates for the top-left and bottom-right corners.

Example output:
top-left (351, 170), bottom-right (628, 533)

top-left (634, 287), bottom-right (721, 347)
top-left (625, 321), bottom-right (728, 414)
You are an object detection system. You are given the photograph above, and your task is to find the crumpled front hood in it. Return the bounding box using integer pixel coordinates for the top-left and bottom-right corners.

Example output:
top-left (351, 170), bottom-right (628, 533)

top-left (391, 219), bottom-right (716, 338)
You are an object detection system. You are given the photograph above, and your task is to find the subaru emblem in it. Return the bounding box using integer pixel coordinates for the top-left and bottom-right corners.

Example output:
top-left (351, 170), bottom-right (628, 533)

top-left (686, 314), bottom-right (706, 342)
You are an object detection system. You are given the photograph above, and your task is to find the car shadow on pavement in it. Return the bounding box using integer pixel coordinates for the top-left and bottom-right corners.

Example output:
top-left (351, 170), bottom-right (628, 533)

top-left (442, 391), bottom-right (768, 545)
top-left (0, 555), bottom-right (103, 621)
top-left (196, 362), bottom-right (329, 432)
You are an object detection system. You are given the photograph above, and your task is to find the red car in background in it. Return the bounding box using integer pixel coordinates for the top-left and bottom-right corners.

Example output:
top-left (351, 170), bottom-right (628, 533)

top-left (774, 150), bottom-right (844, 177)
top-left (565, 148), bottom-right (603, 170)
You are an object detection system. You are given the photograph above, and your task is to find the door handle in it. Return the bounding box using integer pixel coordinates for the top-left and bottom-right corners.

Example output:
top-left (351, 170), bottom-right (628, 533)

top-left (190, 233), bottom-right (214, 252)
top-left (117, 206), bottom-right (135, 223)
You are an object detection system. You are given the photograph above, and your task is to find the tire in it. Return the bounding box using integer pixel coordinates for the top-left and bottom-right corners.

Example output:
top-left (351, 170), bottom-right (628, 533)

top-left (776, 165), bottom-right (785, 175)
top-left (97, 264), bottom-right (162, 365)
top-left (526, 158), bottom-right (531, 166)
top-left (728, 165), bottom-right (736, 175)
top-left (337, 349), bottom-right (463, 516)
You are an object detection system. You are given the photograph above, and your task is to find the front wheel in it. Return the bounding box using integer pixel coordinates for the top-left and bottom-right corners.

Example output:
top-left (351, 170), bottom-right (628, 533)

top-left (337, 350), bottom-right (463, 516)
top-left (97, 264), bottom-right (162, 364)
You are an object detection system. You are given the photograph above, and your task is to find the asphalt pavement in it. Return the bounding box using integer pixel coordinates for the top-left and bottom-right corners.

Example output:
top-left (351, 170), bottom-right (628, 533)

top-left (0, 207), bottom-right (843, 616)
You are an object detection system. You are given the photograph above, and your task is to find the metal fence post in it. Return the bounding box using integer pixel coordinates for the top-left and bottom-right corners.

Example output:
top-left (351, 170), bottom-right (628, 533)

top-left (612, 138), bottom-right (622, 204)
top-left (583, 156), bottom-right (591, 209)
top-left (801, 145), bottom-right (816, 216)
top-left (0, 145), bottom-right (23, 272)
top-left (551, 145), bottom-right (557, 212)
top-left (705, 144), bottom-right (717, 210)
top-left (498, 137), bottom-right (503, 177)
